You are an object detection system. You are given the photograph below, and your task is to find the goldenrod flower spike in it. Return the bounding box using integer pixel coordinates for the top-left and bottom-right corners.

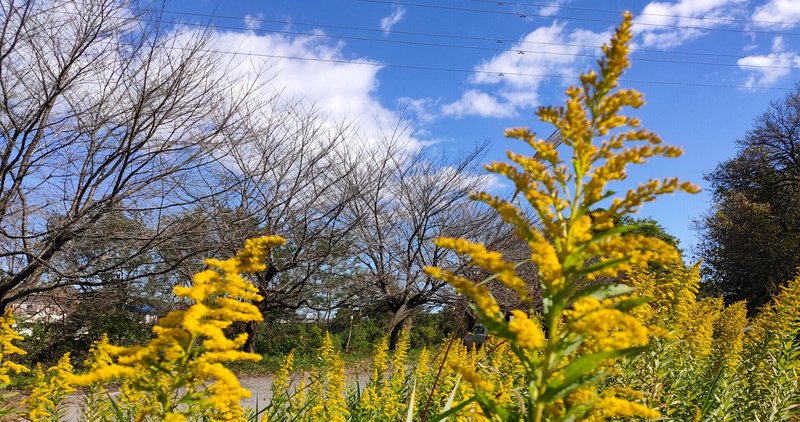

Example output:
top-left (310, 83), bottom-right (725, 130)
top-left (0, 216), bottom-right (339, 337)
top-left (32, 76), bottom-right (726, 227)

top-left (426, 12), bottom-right (692, 421)
top-left (71, 235), bottom-right (286, 421)
top-left (0, 310), bottom-right (28, 385)
top-left (23, 353), bottom-right (75, 422)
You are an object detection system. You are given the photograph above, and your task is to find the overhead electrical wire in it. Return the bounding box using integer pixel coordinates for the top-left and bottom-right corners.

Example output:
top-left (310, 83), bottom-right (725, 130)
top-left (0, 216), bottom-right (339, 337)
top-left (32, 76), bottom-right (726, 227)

top-left (128, 45), bottom-right (791, 91)
top-left (34, 3), bottom-right (798, 91)
top-left (162, 13), bottom-right (766, 60)
top-left (467, 0), bottom-right (800, 27)
top-left (72, 8), bottom-right (800, 71)
top-left (148, 22), bottom-right (800, 71)
top-left (353, 0), bottom-right (800, 37)
top-left (69, 4), bottom-right (798, 62)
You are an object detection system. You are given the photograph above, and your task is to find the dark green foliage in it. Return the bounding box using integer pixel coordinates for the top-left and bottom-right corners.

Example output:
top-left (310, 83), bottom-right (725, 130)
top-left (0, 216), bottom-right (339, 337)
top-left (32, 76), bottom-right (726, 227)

top-left (697, 86), bottom-right (800, 311)
top-left (616, 215), bottom-right (681, 252)
top-left (19, 286), bottom-right (156, 367)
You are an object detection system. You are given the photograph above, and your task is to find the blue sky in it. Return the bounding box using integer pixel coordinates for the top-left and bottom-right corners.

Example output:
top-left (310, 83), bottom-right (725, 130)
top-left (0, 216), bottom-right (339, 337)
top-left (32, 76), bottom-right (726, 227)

top-left (164, 0), bottom-right (799, 254)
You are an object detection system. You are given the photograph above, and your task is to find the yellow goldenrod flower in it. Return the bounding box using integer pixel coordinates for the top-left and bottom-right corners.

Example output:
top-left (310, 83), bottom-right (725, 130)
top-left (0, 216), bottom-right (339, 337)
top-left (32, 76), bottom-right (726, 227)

top-left (424, 267), bottom-right (501, 318)
top-left (508, 310), bottom-right (545, 351)
top-left (0, 310), bottom-right (28, 385)
top-left (681, 297), bottom-right (723, 361)
top-left (391, 326), bottom-right (411, 390)
top-left (23, 353), bottom-right (75, 422)
top-left (424, 12), bottom-right (699, 422)
top-left (310, 332), bottom-right (349, 422)
top-left (596, 396), bottom-right (660, 419)
top-left (712, 301), bottom-right (748, 371)
top-left (433, 238), bottom-right (529, 299)
top-left (450, 362), bottom-right (494, 393)
top-left (71, 235), bottom-right (286, 421)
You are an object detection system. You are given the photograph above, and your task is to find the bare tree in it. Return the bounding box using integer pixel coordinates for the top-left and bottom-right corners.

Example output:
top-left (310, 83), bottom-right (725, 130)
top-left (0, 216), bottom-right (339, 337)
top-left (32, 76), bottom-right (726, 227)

top-left (347, 137), bottom-right (514, 348)
top-left (171, 100), bottom-right (370, 352)
top-left (0, 0), bottom-right (263, 308)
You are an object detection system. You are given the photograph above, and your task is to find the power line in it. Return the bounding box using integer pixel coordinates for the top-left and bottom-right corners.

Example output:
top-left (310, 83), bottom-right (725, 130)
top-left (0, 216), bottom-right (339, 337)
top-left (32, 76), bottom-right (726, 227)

top-left (171, 24), bottom-right (800, 71)
top-left (125, 7), bottom-right (797, 62)
top-left (33, 5), bottom-right (797, 90)
top-left (467, 0), bottom-right (800, 27)
top-left (148, 46), bottom-right (791, 91)
top-left (109, 9), bottom-right (800, 70)
top-left (354, 0), bottom-right (800, 37)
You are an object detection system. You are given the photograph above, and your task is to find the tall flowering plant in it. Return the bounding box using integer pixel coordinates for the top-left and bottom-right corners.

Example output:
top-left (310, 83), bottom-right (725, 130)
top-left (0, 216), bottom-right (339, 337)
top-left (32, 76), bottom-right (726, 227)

top-left (71, 236), bottom-right (286, 422)
top-left (425, 12), bottom-right (699, 421)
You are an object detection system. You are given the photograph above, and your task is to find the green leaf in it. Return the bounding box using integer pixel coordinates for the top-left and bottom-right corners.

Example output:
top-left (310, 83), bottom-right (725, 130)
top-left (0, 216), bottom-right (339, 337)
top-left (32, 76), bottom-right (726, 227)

top-left (444, 375), bottom-right (461, 411)
top-left (572, 283), bottom-right (635, 303)
top-left (553, 334), bottom-right (586, 361)
top-left (541, 346), bottom-right (649, 402)
top-left (574, 256), bottom-right (630, 278)
top-left (406, 380), bottom-right (417, 422)
top-left (474, 390), bottom-right (512, 419)
top-left (431, 394), bottom-right (476, 422)
top-left (475, 258), bottom-right (531, 287)
top-left (105, 391), bottom-right (126, 422)
top-left (612, 296), bottom-right (652, 312)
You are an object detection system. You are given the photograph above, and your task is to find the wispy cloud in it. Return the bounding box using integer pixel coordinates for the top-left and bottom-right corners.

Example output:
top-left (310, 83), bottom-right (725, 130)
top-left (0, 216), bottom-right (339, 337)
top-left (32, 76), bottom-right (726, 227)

top-left (438, 23), bottom-right (606, 119)
top-left (380, 6), bottom-right (406, 33)
top-left (633, 0), bottom-right (745, 49)
top-left (539, 0), bottom-right (571, 17)
top-left (441, 90), bottom-right (516, 119)
top-left (398, 96), bottom-right (441, 123)
top-left (243, 13), bottom-right (264, 31)
top-left (752, 0), bottom-right (800, 28)
top-left (200, 27), bottom-right (424, 149)
top-left (738, 36), bottom-right (800, 88)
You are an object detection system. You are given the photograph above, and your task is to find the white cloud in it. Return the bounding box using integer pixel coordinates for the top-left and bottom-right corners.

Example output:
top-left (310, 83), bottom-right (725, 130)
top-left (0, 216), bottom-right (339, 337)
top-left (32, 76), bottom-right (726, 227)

top-left (633, 0), bottom-right (745, 49)
top-left (243, 13), bottom-right (263, 31)
top-left (441, 90), bottom-right (516, 119)
top-left (380, 6), bottom-right (406, 33)
top-left (398, 96), bottom-right (440, 123)
top-left (448, 23), bottom-right (606, 117)
top-left (199, 27), bottom-right (423, 150)
top-left (737, 36), bottom-right (800, 88)
top-left (752, 0), bottom-right (800, 28)
top-left (539, 0), bottom-right (571, 17)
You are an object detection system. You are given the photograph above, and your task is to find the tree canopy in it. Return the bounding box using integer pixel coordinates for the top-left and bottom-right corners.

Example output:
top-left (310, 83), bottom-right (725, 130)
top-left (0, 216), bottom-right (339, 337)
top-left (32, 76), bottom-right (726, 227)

top-left (697, 86), bottom-right (800, 311)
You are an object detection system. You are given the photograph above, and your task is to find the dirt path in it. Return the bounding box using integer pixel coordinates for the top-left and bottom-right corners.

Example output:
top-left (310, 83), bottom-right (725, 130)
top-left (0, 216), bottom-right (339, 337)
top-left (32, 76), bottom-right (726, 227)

top-left (61, 371), bottom-right (371, 421)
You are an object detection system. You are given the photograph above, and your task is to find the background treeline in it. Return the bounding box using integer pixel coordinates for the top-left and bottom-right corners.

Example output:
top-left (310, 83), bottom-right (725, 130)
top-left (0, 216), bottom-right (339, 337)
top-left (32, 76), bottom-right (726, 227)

top-left (0, 0), bottom-right (798, 367)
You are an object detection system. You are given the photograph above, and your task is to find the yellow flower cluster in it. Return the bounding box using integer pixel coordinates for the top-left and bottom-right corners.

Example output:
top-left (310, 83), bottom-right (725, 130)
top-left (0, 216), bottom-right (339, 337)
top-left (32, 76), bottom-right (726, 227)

top-left (451, 362), bottom-right (494, 393)
top-left (745, 273), bottom-right (800, 352)
top-left (308, 332), bottom-right (349, 422)
top-left (508, 310), bottom-right (545, 351)
top-left (261, 349), bottom-right (296, 421)
top-left (391, 327), bottom-right (410, 391)
top-left (0, 310), bottom-right (28, 385)
top-left (71, 235), bottom-right (286, 421)
top-left (434, 237), bottom-right (528, 299)
top-left (272, 349), bottom-right (294, 398)
top-left (566, 297), bottom-right (651, 352)
top-left (424, 267), bottom-right (500, 317)
top-left (595, 396), bottom-right (660, 420)
top-left (424, 12), bottom-right (689, 422)
top-left (78, 335), bottom-right (120, 421)
top-left (23, 353), bottom-right (75, 422)
top-left (712, 301), bottom-right (748, 371)
top-left (357, 329), bottom-right (414, 420)
top-left (415, 346), bottom-right (431, 383)
top-left (680, 297), bottom-right (723, 362)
